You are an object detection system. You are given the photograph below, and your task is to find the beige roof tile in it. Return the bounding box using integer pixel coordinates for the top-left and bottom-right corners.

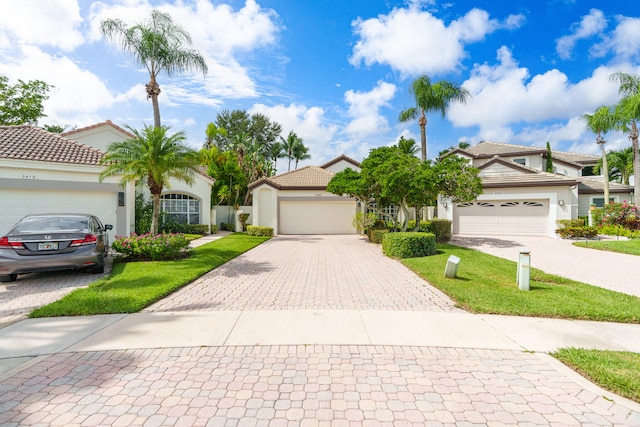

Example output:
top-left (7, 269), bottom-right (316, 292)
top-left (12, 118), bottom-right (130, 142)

top-left (249, 166), bottom-right (335, 190)
top-left (577, 177), bottom-right (634, 194)
top-left (460, 141), bottom-right (599, 165)
top-left (0, 125), bottom-right (104, 165)
top-left (61, 119), bottom-right (135, 139)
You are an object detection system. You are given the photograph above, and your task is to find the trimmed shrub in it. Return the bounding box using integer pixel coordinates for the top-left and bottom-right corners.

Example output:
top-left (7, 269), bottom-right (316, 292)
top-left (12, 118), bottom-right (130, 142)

top-left (370, 229), bottom-right (390, 244)
top-left (597, 225), bottom-right (640, 239)
top-left (406, 220), bottom-right (431, 233)
top-left (161, 221), bottom-right (210, 235)
top-left (555, 226), bottom-right (598, 239)
top-left (366, 220), bottom-right (390, 242)
top-left (430, 219), bottom-right (452, 243)
top-left (111, 233), bottom-right (190, 261)
top-left (210, 224), bottom-right (218, 234)
top-left (246, 225), bottom-right (273, 237)
top-left (382, 232), bottom-right (436, 258)
top-left (220, 222), bottom-right (235, 232)
top-left (557, 218), bottom-right (585, 228)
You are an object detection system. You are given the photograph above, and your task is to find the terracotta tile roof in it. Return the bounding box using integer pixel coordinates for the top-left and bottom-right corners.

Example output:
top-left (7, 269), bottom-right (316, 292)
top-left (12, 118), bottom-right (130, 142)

top-left (577, 177), bottom-right (634, 194)
top-left (320, 154), bottom-right (361, 169)
top-left (61, 119), bottom-right (135, 139)
top-left (0, 125), bottom-right (104, 165)
top-left (249, 166), bottom-right (335, 190)
top-left (456, 141), bottom-right (599, 166)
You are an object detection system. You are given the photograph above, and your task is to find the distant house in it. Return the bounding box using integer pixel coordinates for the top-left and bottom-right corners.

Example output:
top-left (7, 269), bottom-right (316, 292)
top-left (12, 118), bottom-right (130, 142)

top-left (0, 121), bottom-right (214, 237)
top-left (249, 155), bottom-right (361, 235)
top-left (439, 141), bottom-right (634, 237)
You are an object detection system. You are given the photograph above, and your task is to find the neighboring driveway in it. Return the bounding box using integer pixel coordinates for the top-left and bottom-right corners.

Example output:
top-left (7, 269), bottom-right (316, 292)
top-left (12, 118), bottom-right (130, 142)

top-left (148, 235), bottom-right (460, 312)
top-left (0, 258), bottom-right (112, 326)
top-left (451, 234), bottom-right (640, 297)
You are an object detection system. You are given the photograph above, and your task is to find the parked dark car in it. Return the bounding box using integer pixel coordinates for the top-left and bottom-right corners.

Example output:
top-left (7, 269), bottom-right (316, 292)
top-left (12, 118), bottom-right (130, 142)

top-left (0, 214), bottom-right (112, 282)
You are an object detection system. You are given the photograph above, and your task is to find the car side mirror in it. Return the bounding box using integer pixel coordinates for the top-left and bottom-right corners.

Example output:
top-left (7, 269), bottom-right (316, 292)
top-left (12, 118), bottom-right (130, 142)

top-left (105, 224), bottom-right (113, 231)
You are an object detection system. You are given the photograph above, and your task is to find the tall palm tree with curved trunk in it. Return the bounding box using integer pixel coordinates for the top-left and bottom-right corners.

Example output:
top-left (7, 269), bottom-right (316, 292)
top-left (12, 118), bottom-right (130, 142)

top-left (397, 136), bottom-right (419, 156)
top-left (594, 147), bottom-right (634, 185)
top-left (268, 141), bottom-right (286, 174)
top-left (610, 72), bottom-right (640, 207)
top-left (101, 9), bottom-right (208, 128)
top-left (583, 106), bottom-right (617, 205)
top-left (399, 75), bottom-right (470, 161)
top-left (99, 125), bottom-right (201, 235)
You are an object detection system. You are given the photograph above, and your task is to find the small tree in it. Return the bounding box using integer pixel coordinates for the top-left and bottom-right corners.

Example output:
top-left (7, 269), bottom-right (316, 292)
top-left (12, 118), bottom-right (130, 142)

top-left (583, 106), bottom-right (617, 205)
top-left (99, 125), bottom-right (201, 235)
top-left (0, 75), bottom-right (52, 125)
top-left (545, 141), bottom-right (554, 173)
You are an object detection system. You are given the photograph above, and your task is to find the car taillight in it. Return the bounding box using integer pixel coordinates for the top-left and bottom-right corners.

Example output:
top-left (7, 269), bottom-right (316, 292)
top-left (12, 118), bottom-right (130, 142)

top-left (70, 234), bottom-right (98, 247)
top-left (0, 236), bottom-right (23, 248)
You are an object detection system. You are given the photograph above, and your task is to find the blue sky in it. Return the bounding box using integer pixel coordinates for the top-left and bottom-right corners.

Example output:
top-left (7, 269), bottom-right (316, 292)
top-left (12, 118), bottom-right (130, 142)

top-left (1, 0), bottom-right (639, 172)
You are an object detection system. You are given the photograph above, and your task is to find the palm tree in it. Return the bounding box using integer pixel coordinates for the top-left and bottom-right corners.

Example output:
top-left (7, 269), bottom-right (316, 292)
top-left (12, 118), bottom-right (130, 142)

top-left (583, 106), bottom-right (618, 205)
top-left (610, 72), bottom-right (640, 207)
top-left (594, 147), bottom-right (634, 185)
top-left (268, 141), bottom-right (286, 174)
top-left (397, 136), bottom-right (419, 156)
top-left (398, 75), bottom-right (470, 161)
top-left (281, 131), bottom-right (302, 171)
top-left (101, 9), bottom-right (208, 128)
top-left (292, 141), bottom-right (311, 169)
top-left (204, 123), bottom-right (227, 149)
top-left (99, 125), bottom-right (200, 235)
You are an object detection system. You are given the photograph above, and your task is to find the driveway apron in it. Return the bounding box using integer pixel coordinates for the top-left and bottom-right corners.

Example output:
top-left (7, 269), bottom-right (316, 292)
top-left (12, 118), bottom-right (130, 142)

top-left (1, 235), bottom-right (639, 426)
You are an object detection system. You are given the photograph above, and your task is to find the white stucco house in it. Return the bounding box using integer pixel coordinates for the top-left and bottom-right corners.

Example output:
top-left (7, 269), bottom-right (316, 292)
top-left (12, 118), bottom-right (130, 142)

top-left (249, 155), bottom-right (361, 235)
top-left (0, 121), bottom-right (214, 237)
top-left (63, 121), bottom-right (214, 232)
top-left (439, 141), bottom-right (634, 237)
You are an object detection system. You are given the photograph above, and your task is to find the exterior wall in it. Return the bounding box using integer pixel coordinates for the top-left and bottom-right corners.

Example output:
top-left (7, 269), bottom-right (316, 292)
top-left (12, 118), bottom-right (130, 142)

top-left (578, 193), bottom-right (633, 217)
top-left (69, 126), bottom-right (130, 152)
top-left (323, 160), bottom-right (361, 173)
top-left (0, 159), bottom-right (134, 240)
top-left (479, 164), bottom-right (521, 176)
top-left (552, 161), bottom-right (580, 177)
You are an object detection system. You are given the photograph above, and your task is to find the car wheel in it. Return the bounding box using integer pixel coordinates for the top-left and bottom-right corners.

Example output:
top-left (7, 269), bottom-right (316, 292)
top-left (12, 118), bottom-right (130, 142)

top-left (90, 262), bottom-right (105, 274)
top-left (0, 274), bottom-right (18, 283)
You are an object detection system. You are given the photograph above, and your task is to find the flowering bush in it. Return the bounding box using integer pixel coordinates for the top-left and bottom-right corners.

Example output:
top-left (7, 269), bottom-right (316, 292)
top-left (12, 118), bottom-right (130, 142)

top-left (596, 201), bottom-right (640, 231)
top-left (111, 233), bottom-right (190, 261)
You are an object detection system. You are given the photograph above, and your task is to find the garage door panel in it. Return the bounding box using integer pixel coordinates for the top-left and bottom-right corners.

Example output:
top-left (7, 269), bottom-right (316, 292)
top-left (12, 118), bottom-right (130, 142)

top-left (454, 199), bottom-right (549, 236)
top-left (279, 200), bottom-right (355, 234)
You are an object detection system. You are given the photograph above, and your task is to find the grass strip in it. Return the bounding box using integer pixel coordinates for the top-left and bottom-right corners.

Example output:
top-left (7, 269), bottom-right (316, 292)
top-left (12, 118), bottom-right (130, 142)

top-left (30, 233), bottom-right (269, 317)
top-left (552, 348), bottom-right (640, 403)
top-left (573, 239), bottom-right (640, 256)
top-left (401, 244), bottom-right (640, 323)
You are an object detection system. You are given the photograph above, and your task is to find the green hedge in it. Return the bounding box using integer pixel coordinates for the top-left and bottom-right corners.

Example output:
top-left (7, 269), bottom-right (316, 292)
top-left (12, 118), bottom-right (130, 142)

top-left (406, 220), bottom-right (431, 233)
top-left (430, 219), bottom-right (452, 243)
top-left (556, 226), bottom-right (598, 239)
top-left (382, 232), bottom-right (436, 258)
top-left (246, 225), bottom-right (274, 237)
top-left (366, 220), bottom-right (390, 241)
top-left (370, 229), bottom-right (390, 244)
top-left (161, 222), bottom-right (210, 235)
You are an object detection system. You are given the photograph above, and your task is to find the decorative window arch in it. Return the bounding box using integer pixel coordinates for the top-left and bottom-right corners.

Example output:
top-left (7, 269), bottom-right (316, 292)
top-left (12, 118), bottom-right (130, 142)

top-left (161, 193), bottom-right (200, 224)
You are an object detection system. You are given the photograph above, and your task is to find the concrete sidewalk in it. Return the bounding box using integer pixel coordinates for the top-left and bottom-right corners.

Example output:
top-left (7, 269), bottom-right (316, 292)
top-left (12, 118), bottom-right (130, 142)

top-left (3, 310), bottom-right (640, 371)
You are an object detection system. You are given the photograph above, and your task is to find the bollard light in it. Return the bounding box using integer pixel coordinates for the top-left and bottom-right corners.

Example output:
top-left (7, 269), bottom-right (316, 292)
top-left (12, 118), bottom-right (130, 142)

top-left (517, 250), bottom-right (531, 291)
top-left (444, 255), bottom-right (461, 278)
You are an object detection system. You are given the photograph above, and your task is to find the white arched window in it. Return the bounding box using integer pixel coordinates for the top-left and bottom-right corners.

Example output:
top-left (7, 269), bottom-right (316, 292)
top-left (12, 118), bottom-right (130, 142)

top-left (161, 194), bottom-right (200, 224)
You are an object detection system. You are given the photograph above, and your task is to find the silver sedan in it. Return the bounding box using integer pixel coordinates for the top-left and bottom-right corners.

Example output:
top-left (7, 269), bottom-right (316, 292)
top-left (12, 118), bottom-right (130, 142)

top-left (0, 214), bottom-right (112, 282)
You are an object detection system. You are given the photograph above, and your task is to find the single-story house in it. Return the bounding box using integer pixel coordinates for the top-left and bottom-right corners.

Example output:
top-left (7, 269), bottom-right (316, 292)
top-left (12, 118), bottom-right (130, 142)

top-left (249, 155), bottom-right (361, 235)
top-left (0, 121), bottom-right (214, 238)
top-left (439, 141), bottom-right (634, 237)
top-left (63, 121), bottom-right (214, 232)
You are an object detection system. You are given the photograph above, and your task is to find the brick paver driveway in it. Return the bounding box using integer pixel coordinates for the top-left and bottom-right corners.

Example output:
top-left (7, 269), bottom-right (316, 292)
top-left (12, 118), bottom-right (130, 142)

top-left (148, 235), bottom-right (460, 312)
top-left (0, 258), bottom-right (112, 326)
top-left (1, 235), bottom-right (639, 426)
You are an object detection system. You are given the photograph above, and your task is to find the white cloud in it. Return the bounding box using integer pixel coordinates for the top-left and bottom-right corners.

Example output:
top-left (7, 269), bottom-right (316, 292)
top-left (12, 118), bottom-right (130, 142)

top-left (249, 103), bottom-right (339, 170)
top-left (0, 0), bottom-right (84, 51)
top-left (0, 46), bottom-right (115, 126)
top-left (350, 6), bottom-right (524, 76)
top-left (89, 0), bottom-right (282, 100)
top-left (555, 9), bottom-right (607, 60)
top-left (592, 16), bottom-right (640, 60)
top-left (344, 81), bottom-right (396, 139)
top-left (449, 46), bottom-right (622, 131)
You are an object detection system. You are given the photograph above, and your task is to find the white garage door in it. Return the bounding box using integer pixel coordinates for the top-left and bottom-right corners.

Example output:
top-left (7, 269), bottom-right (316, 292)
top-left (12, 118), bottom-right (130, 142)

top-left (0, 189), bottom-right (118, 240)
top-left (279, 200), bottom-right (356, 234)
top-left (453, 199), bottom-right (549, 236)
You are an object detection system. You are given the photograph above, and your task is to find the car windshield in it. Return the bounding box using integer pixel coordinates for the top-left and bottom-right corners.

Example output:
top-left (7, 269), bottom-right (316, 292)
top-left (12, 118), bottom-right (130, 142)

top-left (13, 216), bottom-right (89, 233)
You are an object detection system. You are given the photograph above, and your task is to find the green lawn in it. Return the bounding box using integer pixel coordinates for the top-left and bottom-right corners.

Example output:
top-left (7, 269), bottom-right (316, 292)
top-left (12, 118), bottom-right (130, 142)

top-left (573, 239), bottom-right (640, 256)
top-left (30, 233), bottom-right (269, 317)
top-left (552, 348), bottom-right (640, 403)
top-left (401, 244), bottom-right (640, 323)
